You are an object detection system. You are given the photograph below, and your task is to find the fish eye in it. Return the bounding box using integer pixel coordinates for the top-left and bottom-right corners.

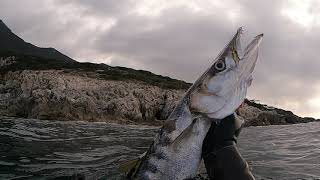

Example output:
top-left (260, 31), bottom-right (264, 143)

top-left (214, 60), bottom-right (226, 71)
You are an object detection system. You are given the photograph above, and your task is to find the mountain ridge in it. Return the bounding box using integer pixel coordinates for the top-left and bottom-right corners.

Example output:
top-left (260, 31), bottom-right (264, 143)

top-left (0, 19), bottom-right (75, 63)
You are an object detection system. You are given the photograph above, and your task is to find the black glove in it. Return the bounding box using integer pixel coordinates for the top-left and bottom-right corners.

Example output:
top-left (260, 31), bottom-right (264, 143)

top-left (202, 113), bottom-right (243, 157)
top-left (202, 113), bottom-right (255, 180)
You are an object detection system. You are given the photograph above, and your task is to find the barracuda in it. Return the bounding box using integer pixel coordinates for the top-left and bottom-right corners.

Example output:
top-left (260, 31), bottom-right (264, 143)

top-left (121, 28), bottom-right (263, 180)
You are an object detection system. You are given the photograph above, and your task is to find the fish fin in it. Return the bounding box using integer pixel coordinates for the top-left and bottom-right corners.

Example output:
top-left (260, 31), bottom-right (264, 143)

top-left (118, 152), bottom-right (146, 178)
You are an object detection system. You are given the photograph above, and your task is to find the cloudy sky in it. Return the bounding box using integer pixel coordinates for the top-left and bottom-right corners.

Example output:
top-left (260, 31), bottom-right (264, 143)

top-left (1, 0), bottom-right (320, 118)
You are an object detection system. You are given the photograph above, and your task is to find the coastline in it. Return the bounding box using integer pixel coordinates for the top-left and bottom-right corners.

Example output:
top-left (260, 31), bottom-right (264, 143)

top-left (0, 70), bottom-right (317, 126)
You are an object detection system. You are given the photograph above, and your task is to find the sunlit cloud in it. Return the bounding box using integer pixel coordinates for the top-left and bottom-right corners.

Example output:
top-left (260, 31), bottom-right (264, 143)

top-left (281, 0), bottom-right (320, 28)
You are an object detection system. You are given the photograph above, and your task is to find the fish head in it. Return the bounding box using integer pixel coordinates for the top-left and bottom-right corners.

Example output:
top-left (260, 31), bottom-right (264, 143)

top-left (189, 28), bottom-right (263, 119)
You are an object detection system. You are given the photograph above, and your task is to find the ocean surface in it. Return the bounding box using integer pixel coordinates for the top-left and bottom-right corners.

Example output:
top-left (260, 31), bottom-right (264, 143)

top-left (0, 117), bottom-right (319, 180)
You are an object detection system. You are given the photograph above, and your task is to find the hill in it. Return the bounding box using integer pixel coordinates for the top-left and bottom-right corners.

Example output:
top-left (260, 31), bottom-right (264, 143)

top-left (0, 20), bottom-right (75, 63)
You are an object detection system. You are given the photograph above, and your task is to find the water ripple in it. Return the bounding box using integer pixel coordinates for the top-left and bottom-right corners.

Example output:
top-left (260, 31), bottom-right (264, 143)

top-left (0, 116), bottom-right (319, 179)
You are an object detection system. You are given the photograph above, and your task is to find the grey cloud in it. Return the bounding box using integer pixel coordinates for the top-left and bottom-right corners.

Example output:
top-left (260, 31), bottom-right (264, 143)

top-left (56, 0), bottom-right (136, 17)
top-left (94, 7), bottom-right (239, 80)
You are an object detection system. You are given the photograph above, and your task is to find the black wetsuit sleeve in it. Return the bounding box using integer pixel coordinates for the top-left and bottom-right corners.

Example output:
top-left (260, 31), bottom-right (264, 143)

top-left (204, 145), bottom-right (255, 180)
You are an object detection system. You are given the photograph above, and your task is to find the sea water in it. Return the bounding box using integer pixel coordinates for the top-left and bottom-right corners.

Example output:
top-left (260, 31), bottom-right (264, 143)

top-left (0, 117), bottom-right (319, 180)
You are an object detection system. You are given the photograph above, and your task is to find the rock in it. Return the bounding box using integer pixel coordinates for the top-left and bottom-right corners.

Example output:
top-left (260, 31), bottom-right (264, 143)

top-left (238, 99), bottom-right (317, 126)
top-left (0, 56), bottom-right (16, 67)
top-left (0, 70), bottom-right (317, 126)
top-left (0, 70), bottom-right (182, 124)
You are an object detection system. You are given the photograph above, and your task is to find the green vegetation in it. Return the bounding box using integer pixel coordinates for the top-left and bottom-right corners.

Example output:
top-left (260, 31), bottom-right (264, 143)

top-left (0, 51), bottom-right (191, 90)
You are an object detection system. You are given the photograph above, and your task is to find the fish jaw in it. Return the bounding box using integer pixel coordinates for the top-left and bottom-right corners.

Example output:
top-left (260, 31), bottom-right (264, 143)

top-left (190, 29), bottom-right (263, 119)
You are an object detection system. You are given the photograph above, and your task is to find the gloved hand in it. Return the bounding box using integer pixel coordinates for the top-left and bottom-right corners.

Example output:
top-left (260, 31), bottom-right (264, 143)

top-left (202, 113), bottom-right (243, 157)
top-left (202, 113), bottom-right (255, 180)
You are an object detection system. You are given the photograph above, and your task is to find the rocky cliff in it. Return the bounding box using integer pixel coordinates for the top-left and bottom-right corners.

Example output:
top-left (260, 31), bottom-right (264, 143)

top-left (0, 69), bottom-right (317, 126)
top-left (238, 99), bottom-right (317, 126)
top-left (0, 70), bottom-right (182, 125)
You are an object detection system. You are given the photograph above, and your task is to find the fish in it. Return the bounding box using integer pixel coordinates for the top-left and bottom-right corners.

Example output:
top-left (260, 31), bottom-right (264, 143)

top-left (120, 28), bottom-right (263, 179)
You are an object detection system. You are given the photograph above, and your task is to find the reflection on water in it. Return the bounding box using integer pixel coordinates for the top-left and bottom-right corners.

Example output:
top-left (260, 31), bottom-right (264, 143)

top-left (0, 117), bottom-right (319, 180)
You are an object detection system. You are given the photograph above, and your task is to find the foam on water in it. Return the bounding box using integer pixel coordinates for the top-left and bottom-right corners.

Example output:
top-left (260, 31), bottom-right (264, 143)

top-left (0, 116), bottom-right (319, 179)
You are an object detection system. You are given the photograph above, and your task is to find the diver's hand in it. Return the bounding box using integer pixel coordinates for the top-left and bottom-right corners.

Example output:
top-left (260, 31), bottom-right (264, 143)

top-left (202, 113), bottom-right (255, 180)
top-left (202, 113), bottom-right (244, 157)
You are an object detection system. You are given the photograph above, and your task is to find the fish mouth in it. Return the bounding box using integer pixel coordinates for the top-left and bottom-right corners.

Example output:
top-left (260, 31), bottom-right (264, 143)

top-left (188, 28), bottom-right (263, 92)
top-left (238, 33), bottom-right (264, 81)
top-left (185, 28), bottom-right (244, 95)
top-left (187, 28), bottom-right (263, 119)
top-left (225, 27), bottom-right (263, 71)
top-left (217, 27), bottom-right (263, 82)
top-left (215, 27), bottom-right (243, 65)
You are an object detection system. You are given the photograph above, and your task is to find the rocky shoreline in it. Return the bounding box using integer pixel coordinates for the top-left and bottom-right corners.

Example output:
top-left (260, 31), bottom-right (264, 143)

top-left (0, 70), bottom-right (317, 126)
top-left (0, 70), bottom-right (181, 125)
top-left (238, 99), bottom-right (317, 127)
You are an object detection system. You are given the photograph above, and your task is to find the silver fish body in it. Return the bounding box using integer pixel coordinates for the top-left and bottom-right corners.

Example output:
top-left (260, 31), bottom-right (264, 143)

top-left (136, 28), bottom-right (263, 180)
